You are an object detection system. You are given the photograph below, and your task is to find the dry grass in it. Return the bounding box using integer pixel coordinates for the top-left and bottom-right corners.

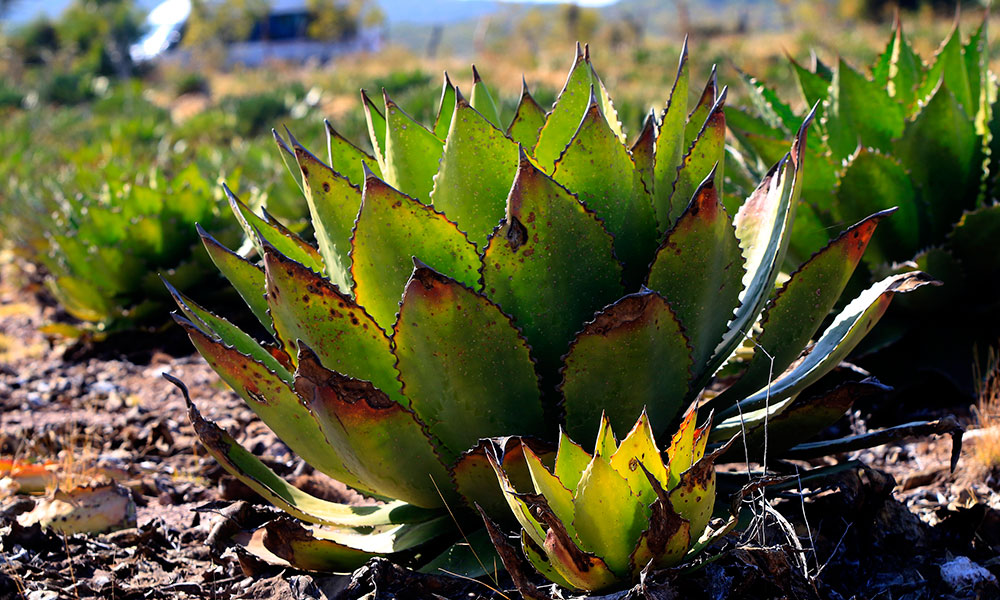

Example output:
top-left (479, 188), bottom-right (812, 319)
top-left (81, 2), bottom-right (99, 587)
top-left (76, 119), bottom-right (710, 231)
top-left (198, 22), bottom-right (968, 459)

top-left (971, 345), bottom-right (1000, 469)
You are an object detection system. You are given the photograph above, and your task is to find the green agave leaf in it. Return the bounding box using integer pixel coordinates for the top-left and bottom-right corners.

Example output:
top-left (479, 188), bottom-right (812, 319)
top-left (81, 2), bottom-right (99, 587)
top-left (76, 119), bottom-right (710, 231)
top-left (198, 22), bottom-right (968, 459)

top-left (224, 184), bottom-right (325, 275)
top-left (482, 149), bottom-right (624, 389)
top-left (572, 452), bottom-right (647, 578)
top-left (429, 88), bottom-right (520, 247)
top-left (963, 21), bottom-right (989, 133)
top-left (294, 344), bottom-right (456, 509)
top-left (48, 276), bottom-right (110, 323)
top-left (434, 72), bottom-right (457, 139)
top-left (262, 244), bottom-right (403, 401)
top-left (351, 171), bottom-right (481, 331)
top-left (394, 262), bottom-right (546, 461)
top-left (419, 527), bottom-right (500, 579)
top-left (835, 149), bottom-right (919, 266)
top-left (684, 67), bottom-right (718, 149)
top-left (470, 65), bottom-right (503, 128)
top-left (722, 271), bottom-right (939, 419)
top-left (948, 203), bottom-right (1000, 285)
top-left (534, 44), bottom-right (624, 172)
top-left (894, 81), bottom-right (979, 240)
top-left (173, 315), bottom-right (370, 492)
top-left (739, 69), bottom-right (798, 134)
top-left (561, 290), bottom-right (692, 444)
top-left (915, 22), bottom-right (973, 117)
top-left (552, 90), bottom-right (658, 287)
top-left (485, 447), bottom-right (547, 547)
top-left (628, 480), bottom-right (690, 575)
top-left (554, 431), bottom-right (592, 495)
top-left (325, 119), bottom-right (381, 185)
top-left (668, 443), bottom-right (721, 539)
top-left (877, 18), bottom-right (924, 112)
top-left (652, 40), bottom-right (690, 230)
top-left (699, 113), bottom-right (813, 392)
top-left (710, 209), bottom-right (893, 409)
top-left (647, 169), bottom-right (744, 384)
top-left (262, 517), bottom-right (449, 572)
top-left (824, 58), bottom-right (905, 160)
top-left (594, 413), bottom-right (619, 459)
top-left (665, 410), bottom-right (708, 489)
top-left (522, 444), bottom-right (577, 537)
top-left (670, 89), bottom-right (727, 239)
top-left (608, 412), bottom-right (669, 508)
top-left (782, 417), bottom-right (964, 464)
top-left (789, 54), bottom-right (830, 114)
top-left (282, 133), bottom-right (362, 295)
top-left (507, 77), bottom-right (547, 149)
top-left (175, 378), bottom-right (438, 527)
top-left (383, 92), bottom-right (444, 202)
top-left (361, 89), bottom-right (387, 173)
top-left (520, 530), bottom-right (576, 590)
top-left (197, 226), bottom-right (275, 337)
top-left (454, 438), bottom-right (551, 525)
top-left (630, 111), bottom-right (656, 197)
top-left (165, 279), bottom-right (290, 381)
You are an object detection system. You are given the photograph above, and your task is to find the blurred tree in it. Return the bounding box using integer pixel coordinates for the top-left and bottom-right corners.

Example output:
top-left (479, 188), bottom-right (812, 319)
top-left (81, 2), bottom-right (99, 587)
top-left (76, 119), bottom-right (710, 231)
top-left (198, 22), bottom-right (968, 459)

top-left (307, 0), bottom-right (384, 41)
top-left (517, 7), bottom-right (547, 57)
top-left (184, 0), bottom-right (269, 47)
top-left (57, 0), bottom-right (145, 78)
top-left (8, 18), bottom-right (60, 65)
top-left (560, 4), bottom-right (599, 44)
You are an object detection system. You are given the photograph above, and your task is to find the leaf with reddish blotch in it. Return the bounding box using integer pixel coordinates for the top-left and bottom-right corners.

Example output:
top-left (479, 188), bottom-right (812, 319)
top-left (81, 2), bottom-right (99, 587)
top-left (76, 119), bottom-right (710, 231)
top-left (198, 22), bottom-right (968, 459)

top-left (262, 244), bottom-right (403, 401)
top-left (709, 209), bottom-right (895, 410)
top-left (647, 168), bottom-right (743, 384)
top-left (429, 89), bottom-right (520, 247)
top-left (507, 78), bottom-right (547, 149)
top-left (224, 184), bottom-right (325, 275)
top-left (722, 271), bottom-right (940, 419)
top-left (671, 89), bottom-right (727, 231)
top-left (652, 41), bottom-right (689, 230)
top-left (382, 91), bottom-right (444, 202)
top-left (394, 262), bottom-right (545, 461)
top-left (561, 290), bottom-right (692, 445)
top-left (482, 149), bottom-right (623, 389)
top-left (171, 376), bottom-right (439, 527)
top-left (433, 72), bottom-right (456, 139)
top-left (664, 410), bottom-right (708, 490)
top-left (526, 493), bottom-right (620, 591)
top-left (293, 344), bottom-right (455, 509)
top-left (324, 119), bottom-right (381, 185)
top-left (197, 225), bottom-right (275, 337)
top-left (351, 171), bottom-right (481, 330)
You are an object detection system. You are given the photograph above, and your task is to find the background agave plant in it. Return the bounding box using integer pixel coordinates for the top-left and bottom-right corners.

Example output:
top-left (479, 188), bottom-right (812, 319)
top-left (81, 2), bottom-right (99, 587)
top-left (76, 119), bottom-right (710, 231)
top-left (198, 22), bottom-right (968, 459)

top-left (726, 16), bottom-right (999, 396)
top-left (170, 44), bottom-right (935, 575)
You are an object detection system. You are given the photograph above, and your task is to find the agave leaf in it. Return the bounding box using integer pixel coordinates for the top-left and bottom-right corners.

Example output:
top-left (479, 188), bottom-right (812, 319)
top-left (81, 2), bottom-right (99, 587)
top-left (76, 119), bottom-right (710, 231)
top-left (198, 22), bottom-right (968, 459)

top-left (485, 449), bottom-right (547, 547)
top-left (351, 171), bottom-right (481, 330)
top-left (724, 271), bottom-right (940, 418)
top-left (684, 67), bottom-right (718, 148)
top-left (165, 280), bottom-right (290, 381)
top-left (197, 226), bottom-right (275, 337)
top-left (282, 134), bottom-right (362, 294)
top-left (594, 414), bottom-right (619, 458)
top-left (173, 315), bottom-right (366, 488)
top-left (630, 111), bottom-right (657, 196)
top-left (174, 378), bottom-right (438, 527)
top-left (521, 530), bottom-right (576, 591)
top-left (454, 438), bottom-right (552, 525)
top-left (526, 493), bottom-right (620, 591)
top-left (782, 417), bottom-right (964, 465)
top-left (963, 21), bottom-right (988, 133)
top-left (710, 209), bottom-right (893, 408)
top-left (652, 41), bottom-right (690, 230)
top-left (948, 204), bottom-right (1000, 287)
top-left (553, 90), bottom-right (658, 286)
top-left (225, 185), bottom-right (325, 275)
top-left (522, 444), bottom-right (577, 537)
top-left (470, 65), bottom-right (503, 128)
top-left (628, 483), bottom-right (691, 575)
top-left (434, 72), bottom-right (457, 139)
top-left (788, 54), bottom-right (830, 114)
top-left (877, 18), bottom-right (924, 112)
top-left (665, 410), bottom-right (705, 489)
top-left (894, 81), bottom-right (979, 240)
top-left (915, 22), bottom-right (973, 117)
top-left (561, 290), bottom-right (692, 444)
top-left (382, 92), bottom-right (444, 202)
top-left (361, 89), bottom-right (387, 172)
top-left (699, 114), bottom-right (812, 392)
top-left (608, 412), bottom-right (669, 508)
top-left (835, 150), bottom-right (919, 266)
top-left (572, 452), bottom-right (648, 577)
top-left (262, 245), bottom-right (402, 400)
top-left (534, 44), bottom-right (624, 171)
top-left (325, 119), bottom-right (381, 185)
top-left (671, 90), bottom-right (727, 235)
top-left (711, 379), bottom-right (889, 457)
top-left (482, 149), bottom-right (623, 387)
top-left (824, 58), bottom-right (905, 160)
top-left (419, 527), bottom-right (500, 579)
top-left (739, 70), bottom-right (799, 134)
top-left (394, 262), bottom-right (545, 461)
top-left (507, 77), bottom-right (547, 148)
top-left (647, 170), bottom-right (744, 381)
top-left (48, 276), bottom-right (110, 323)
top-left (429, 89), bottom-right (520, 247)
top-left (294, 345), bottom-right (455, 509)
top-left (668, 442), bottom-right (722, 538)
top-left (554, 431), bottom-right (592, 493)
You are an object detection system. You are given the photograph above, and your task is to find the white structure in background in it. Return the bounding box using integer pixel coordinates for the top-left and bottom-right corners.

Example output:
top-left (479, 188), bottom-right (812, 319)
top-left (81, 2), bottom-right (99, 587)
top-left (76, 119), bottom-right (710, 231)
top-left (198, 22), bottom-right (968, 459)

top-left (131, 0), bottom-right (382, 65)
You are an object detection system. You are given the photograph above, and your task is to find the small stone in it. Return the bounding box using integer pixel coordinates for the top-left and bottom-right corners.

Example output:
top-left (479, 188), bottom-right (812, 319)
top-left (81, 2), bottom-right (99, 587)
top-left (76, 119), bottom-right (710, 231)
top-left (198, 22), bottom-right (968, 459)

top-left (939, 556), bottom-right (997, 592)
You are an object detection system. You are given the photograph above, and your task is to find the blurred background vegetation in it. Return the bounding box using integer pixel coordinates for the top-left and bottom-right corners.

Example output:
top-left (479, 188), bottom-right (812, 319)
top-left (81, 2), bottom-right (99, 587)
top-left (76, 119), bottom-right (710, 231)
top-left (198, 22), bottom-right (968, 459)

top-left (0, 0), bottom-right (994, 337)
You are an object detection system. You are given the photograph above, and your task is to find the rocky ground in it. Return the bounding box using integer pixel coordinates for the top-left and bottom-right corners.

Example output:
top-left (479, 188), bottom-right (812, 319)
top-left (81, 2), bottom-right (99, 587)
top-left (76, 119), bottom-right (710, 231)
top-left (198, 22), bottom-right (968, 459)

top-left (1, 268), bottom-right (998, 600)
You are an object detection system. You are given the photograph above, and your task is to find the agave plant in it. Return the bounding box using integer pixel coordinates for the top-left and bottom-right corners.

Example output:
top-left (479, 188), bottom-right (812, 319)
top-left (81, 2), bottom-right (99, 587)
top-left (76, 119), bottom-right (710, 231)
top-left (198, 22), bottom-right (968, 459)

top-left (726, 17), bottom-right (1000, 393)
top-left (169, 44), bottom-right (935, 574)
top-left (481, 410), bottom-right (729, 592)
